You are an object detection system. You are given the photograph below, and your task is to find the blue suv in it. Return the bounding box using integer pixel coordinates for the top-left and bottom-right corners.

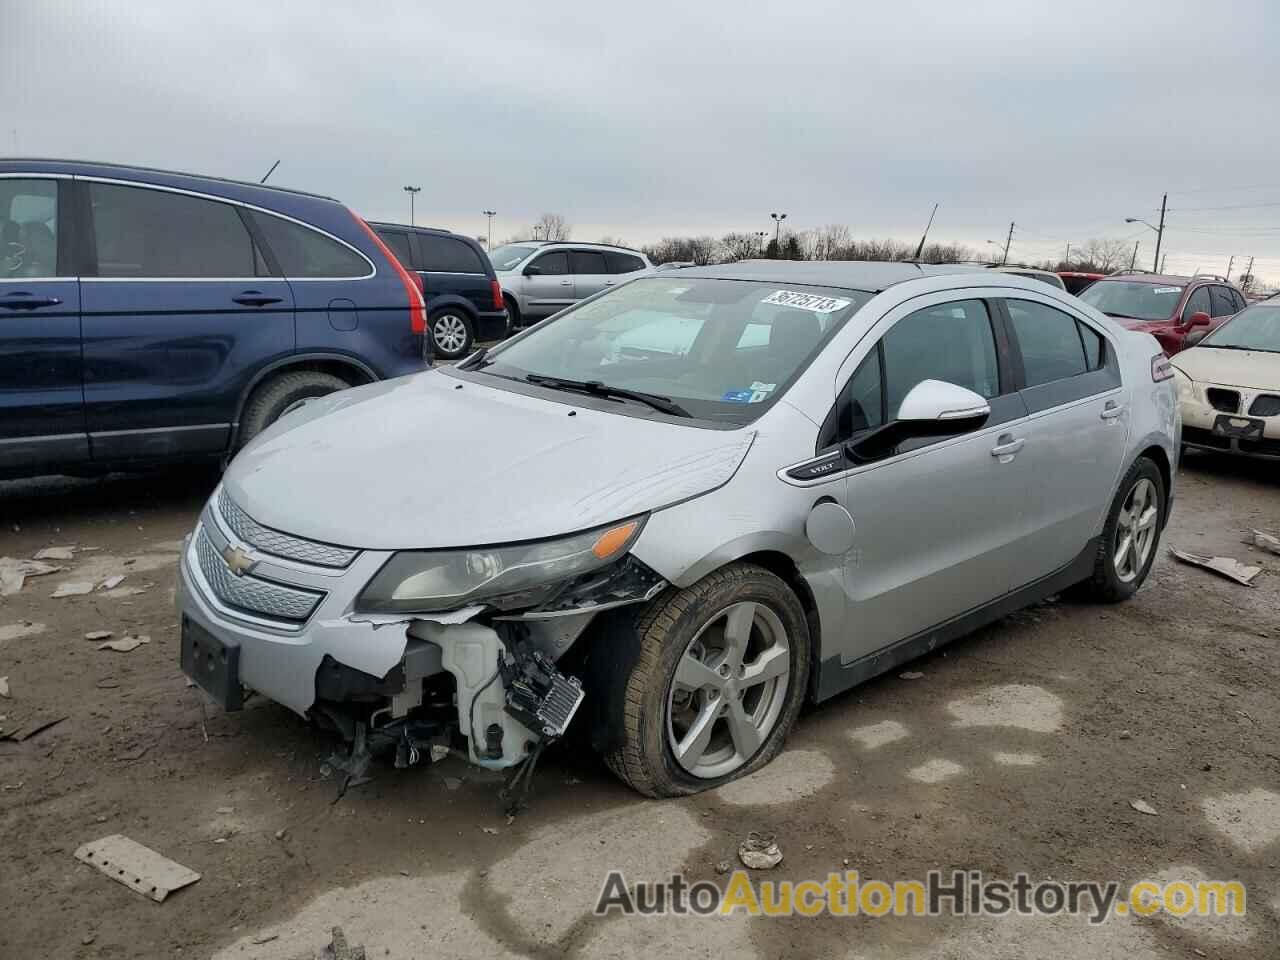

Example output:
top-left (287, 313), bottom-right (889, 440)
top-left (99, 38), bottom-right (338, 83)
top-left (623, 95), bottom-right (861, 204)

top-left (0, 159), bottom-right (429, 479)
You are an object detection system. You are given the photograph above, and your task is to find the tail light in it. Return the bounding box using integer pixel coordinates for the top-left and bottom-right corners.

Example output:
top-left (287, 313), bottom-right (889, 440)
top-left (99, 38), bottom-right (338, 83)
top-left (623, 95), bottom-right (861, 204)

top-left (351, 212), bottom-right (428, 335)
top-left (490, 279), bottom-right (504, 311)
top-left (1151, 353), bottom-right (1174, 381)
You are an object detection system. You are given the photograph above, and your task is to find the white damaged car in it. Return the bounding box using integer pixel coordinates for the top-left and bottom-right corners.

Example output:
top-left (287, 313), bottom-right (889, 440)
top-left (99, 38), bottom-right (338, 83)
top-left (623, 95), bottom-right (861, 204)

top-left (178, 262), bottom-right (1178, 797)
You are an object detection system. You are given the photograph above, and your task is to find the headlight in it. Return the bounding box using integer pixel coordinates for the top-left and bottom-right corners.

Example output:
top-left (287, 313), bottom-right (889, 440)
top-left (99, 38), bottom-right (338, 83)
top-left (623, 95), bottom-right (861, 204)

top-left (356, 517), bottom-right (645, 613)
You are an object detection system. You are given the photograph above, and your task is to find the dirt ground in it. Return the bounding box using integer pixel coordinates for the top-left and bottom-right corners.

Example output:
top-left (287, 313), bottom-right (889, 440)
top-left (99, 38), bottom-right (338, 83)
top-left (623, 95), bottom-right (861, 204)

top-left (1, 452), bottom-right (1277, 959)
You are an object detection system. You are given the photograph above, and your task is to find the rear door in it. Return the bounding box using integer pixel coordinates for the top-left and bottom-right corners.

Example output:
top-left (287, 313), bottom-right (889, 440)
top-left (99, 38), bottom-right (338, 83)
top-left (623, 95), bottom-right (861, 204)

top-left (413, 232), bottom-right (489, 313)
top-left (80, 179), bottom-right (294, 461)
top-left (0, 176), bottom-right (86, 473)
top-left (569, 249), bottom-right (611, 300)
top-left (1209, 285), bottom-right (1239, 330)
top-left (523, 250), bottom-right (575, 313)
top-left (997, 296), bottom-right (1128, 582)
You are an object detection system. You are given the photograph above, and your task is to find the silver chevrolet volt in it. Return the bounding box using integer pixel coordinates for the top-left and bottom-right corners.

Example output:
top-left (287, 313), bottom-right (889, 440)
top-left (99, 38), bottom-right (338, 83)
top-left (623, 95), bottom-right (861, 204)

top-left (178, 261), bottom-right (1179, 797)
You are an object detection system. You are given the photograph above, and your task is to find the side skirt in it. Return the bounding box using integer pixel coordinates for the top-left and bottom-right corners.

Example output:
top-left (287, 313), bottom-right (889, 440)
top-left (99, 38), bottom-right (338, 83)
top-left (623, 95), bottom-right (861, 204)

top-left (813, 537), bottom-right (1099, 702)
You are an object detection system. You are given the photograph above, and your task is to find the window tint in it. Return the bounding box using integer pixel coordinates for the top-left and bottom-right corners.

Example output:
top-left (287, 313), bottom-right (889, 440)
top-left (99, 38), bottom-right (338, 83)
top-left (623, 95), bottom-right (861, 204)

top-left (1209, 286), bottom-right (1237, 318)
top-left (253, 212), bottom-right (368, 278)
top-left (1079, 322), bottom-right (1106, 371)
top-left (570, 250), bottom-right (608, 274)
top-left (530, 251), bottom-right (569, 275)
top-left (377, 230), bottom-right (413, 267)
top-left (0, 178), bottom-right (59, 278)
top-left (1183, 286), bottom-right (1211, 321)
top-left (882, 300), bottom-right (999, 418)
top-left (606, 252), bottom-right (645, 274)
top-left (845, 352), bottom-right (885, 435)
top-left (1006, 299), bottom-right (1090, 386)
top-left (417, 234), bottom-right (484, 273)
top-left (89, 183), bottom-right (262, 279)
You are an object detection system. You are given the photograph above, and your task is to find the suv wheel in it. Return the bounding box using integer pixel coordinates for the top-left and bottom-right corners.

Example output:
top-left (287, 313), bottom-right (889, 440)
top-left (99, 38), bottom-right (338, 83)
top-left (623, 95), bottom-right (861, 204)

top-left (600, 563), bottom-right (810, 797)
top-left (237, 371), bottom-right (349, 449)
top-left (503, 295), bottom-right (522, 330)
top-left (429, 309), bottom-right (474, 360)
top-left (1078, 456), bottom-right (1165, 602)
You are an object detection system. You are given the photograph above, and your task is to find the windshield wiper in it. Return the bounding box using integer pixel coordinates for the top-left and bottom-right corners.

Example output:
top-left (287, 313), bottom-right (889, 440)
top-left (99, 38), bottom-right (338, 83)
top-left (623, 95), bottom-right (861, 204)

top-left (458, 346), bottom-right (492, 370)
top-left (1103, 312), bottom-right (1146, 321)
top-left (522, 374), bottom-right (691, 417)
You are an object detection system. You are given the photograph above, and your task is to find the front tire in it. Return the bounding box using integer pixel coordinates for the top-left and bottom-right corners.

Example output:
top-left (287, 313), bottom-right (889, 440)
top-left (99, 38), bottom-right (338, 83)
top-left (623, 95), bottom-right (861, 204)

top-left (429, 309), bottom-right (474, 360)
top-left (1079, 456), bottom-right (1165, 602)
top-left (600, 563), bottom-right (811, 798)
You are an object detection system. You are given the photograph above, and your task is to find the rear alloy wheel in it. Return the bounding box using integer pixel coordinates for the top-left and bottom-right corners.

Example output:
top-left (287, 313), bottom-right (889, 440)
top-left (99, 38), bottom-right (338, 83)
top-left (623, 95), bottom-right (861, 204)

top-left (429, 310), bottom-right (474, 360)
top-left (1077, 456), bottom-right (1165, 602)
top-left (600, 562), bottom-right (810, 797)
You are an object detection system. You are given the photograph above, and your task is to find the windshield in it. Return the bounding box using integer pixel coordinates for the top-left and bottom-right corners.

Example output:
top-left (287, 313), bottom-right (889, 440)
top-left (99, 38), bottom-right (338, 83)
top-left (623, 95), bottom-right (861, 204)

top-left (489, 244), bottom-right (538, 271)
top-left (477, 277), bottom-right (873, 423)
top-left (1201, 304), bottom-right (1280, 353)
top-left (1078, 280), bottom-right (1183, 321)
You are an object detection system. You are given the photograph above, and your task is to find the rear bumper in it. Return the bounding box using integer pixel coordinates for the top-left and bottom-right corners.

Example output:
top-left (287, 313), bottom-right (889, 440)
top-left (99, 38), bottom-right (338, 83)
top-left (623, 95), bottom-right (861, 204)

top-left (474, 309), bottom-right (510, 341)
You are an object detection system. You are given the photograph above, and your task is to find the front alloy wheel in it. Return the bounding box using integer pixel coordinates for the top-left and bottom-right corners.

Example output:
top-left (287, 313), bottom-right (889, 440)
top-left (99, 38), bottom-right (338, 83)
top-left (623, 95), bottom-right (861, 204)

top-left (1113, 477), bottom-right (1159, 583)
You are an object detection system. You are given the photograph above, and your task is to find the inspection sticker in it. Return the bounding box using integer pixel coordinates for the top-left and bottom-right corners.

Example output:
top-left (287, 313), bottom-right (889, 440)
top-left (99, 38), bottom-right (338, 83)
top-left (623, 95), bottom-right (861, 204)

top-left (761, 290), bottom-right (852, 313)
top-left (1153, 286), bottom-right (1183, 294)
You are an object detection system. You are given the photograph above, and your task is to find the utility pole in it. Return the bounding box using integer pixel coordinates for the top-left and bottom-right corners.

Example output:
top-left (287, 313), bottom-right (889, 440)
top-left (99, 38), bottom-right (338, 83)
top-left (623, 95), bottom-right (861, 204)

top-left (482, 210), bottom-right (496, 249)
top-left (1129, 241), bottom-right (1139, 270)
top-left (403, 185), bottom-right (421, 226)
top-left (913, 202), bottom-right (939, 259)
top-left (1064, 242), bottom-right (1071, 267)
top-left (1242, 255), bottom-right (1255, 292)
top-left (1001, 221), bottom-right (1014, 265)
top-left (1160, 253), bottom-right (1167, 273)
top-left (1225, 255), bottom-right (1235, 281)
top-left (1152, 192), bottom-right (1167, 272)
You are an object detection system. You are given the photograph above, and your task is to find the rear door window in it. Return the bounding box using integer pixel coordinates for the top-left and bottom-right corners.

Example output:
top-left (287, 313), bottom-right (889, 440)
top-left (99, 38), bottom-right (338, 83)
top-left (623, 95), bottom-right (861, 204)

top-left (1005, 299), bottom-right (1090, 386)
top-left (606, 252), bottom-right (645, 274)
top-left (88, 182), bottom-right (264, 278)
top-left (416, 234), bottom-right (484, 273)
top-left (530, 251), bottom-right (569, 275)
top-left (1, 178), bottom-right (61, 277)
top-left (570, 251), bottom-right (608, 275)
top-left (1183, 286), bottom-right (1212, 321)
top-left (1209, 285), bottom-right (1237, 318)
top-left (377, 229), bottom-right (414, 268)
top-left (252, 212), bottom-right (369, 278)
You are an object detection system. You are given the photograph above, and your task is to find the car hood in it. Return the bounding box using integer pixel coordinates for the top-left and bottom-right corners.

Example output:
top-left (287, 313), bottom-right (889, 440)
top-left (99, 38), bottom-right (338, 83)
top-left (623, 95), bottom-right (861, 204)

top-left (223, 371), bottom-right (755, 550)
top-left (1170, 347), bottom-right (1280, 390)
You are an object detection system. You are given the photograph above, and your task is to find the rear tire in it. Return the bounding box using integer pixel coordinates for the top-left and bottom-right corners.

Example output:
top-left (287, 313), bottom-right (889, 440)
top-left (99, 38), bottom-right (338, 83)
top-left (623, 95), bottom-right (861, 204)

top-left (600, 563), bottom-right (811, 798)
top-left (237, 371), bottom-right (349, 449)
top-left (503, 295), bottom-right (522, 330)
top-left (429, 309), bottom-right (474, 360)
top-left (1077, 456), bottom-right (1165, 603)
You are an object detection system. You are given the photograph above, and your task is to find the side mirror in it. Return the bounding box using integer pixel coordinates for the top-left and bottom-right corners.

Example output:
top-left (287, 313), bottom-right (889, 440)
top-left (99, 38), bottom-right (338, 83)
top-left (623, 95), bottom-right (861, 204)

top-left (523, 264), bottom-right (542, 277)
top-left (846, 380), bottom-right (990, 463)
top-left (1184, 327), bottom-right (1209, 347)
top-left (1185, 310), bottom-right (1211, 329)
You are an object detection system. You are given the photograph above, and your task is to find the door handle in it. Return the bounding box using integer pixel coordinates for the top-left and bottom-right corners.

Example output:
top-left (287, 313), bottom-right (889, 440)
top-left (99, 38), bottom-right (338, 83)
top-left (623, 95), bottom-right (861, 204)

top-left (990, 435), bottom-right (1025, 457)
top-left (0, 293), bottom-right (62, 309)
top-left (558, 280), bottom-right (573, 286)
top-left (1100, 401), bottom-right (1125, 420)
top-left (604, 281), bottom-right (616, 286)
top-left (232, 291), bottom-right (284, 307)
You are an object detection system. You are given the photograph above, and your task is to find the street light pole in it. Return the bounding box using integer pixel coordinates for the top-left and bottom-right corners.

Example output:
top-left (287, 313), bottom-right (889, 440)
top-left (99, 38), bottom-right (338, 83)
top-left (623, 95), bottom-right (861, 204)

top-left (1153, 192), bottom-right (1167, 272)
top-left (754, 231), bottom-right (767, 256)
top-left (1001, 221), bottom-right (1014, 265)
top-left (403, 185), bottom-right (421, 226)
top-left (770, 212), bottom-right (787, 244)
top-left (482, 210), bottom-right (496, 249)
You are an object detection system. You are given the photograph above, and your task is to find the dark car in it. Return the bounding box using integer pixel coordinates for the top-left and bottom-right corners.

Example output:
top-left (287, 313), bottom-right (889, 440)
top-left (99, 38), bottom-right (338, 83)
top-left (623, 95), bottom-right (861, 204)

top-left (1077, 272), bottom-right (1247, 355)
top-left (0, 159), bottom-right (428, 480)
top-left (1058, 271), bottom-right (1104, 295)
top-left (371, 222), bottom-right (507, 360)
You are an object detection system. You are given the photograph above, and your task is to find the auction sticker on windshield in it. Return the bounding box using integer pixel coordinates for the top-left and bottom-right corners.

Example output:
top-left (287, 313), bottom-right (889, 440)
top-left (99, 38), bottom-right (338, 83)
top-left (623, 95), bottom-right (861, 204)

top-left (762, 290), bottom-right (852, 313)
top-left (1153, 287), bottom-right (1182, 295)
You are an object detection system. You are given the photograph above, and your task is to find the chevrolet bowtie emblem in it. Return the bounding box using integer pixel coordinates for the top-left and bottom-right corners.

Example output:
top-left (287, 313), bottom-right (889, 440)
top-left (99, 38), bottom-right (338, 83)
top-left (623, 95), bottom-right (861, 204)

top-left (221, 544), bottom-right (256, 577)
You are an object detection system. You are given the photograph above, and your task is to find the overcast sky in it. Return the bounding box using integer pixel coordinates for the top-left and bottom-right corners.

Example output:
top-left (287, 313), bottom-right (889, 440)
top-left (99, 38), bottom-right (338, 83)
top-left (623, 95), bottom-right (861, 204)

top-left (5, 0), bottom-right (1280, 281)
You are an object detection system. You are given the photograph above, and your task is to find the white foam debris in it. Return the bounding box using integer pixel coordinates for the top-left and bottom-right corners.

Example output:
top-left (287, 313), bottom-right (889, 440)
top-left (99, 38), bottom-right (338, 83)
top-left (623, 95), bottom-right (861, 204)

top-left (907, 758), bottom-right (966, 784)
top-left (849, 720), bottom-right (910, 750)
top-left (947, 684), bottom-right (1064, 733)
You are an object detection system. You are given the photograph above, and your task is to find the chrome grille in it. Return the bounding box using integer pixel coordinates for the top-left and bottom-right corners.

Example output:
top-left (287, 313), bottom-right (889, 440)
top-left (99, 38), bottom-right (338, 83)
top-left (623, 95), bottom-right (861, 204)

top-left (217, 489), bottom-right (358, 568)
top-left (195, 527), bottom-right (324, 622)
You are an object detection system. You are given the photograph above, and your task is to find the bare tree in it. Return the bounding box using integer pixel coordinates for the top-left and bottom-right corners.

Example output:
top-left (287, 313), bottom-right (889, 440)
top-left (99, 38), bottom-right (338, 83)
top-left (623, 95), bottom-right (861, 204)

top-left (598, 235), bottom-right (626, 248)
top-left (1075, 238), bottom-right (1130, 273)
top-left (687, 235), bottom-right (722, 266)
top-left (530, 213), bottom-right (570, 241)
top-left (721, 232), bottom-right (761, 262)
top-left (809, 224), bottom-right (852, 260)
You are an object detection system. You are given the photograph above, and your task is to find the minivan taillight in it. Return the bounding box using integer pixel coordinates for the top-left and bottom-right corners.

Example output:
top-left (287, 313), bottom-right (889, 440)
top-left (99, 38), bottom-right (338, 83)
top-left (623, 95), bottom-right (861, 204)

top-left (352, 213), bottom-right (428, 334)
top-left (490, 279), bottom-right (504, 311)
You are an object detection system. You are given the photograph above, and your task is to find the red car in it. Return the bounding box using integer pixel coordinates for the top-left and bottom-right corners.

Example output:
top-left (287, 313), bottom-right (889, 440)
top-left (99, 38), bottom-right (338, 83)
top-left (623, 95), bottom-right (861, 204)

top-left (1077, 272), bottom-right (1247, 355)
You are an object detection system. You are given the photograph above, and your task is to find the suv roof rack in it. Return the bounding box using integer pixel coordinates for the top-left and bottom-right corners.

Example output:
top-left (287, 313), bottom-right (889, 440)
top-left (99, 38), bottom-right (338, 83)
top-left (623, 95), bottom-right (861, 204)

top-left (1192, 273), bottom-right (1230, 283)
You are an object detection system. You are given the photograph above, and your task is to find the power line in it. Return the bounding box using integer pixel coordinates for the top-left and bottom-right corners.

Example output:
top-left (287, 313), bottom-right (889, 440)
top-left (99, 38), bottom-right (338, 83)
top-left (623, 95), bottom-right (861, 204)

top-left (1166, 199), bottom-right (1280, 213)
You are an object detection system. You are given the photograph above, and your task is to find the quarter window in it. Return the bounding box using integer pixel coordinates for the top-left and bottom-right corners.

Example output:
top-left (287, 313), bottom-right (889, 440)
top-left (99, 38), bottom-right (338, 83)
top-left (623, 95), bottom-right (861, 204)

top-left (606, 252), bottom-right (645, 274)
top-left (416, 234), bottom-right (484, 273)
top-left (377, 230), bottom-right (413, 267)
top-left (570, 251), bottom-right (608, 274)
top-left (1005, 299), bottom-right (1092, 386)
top-left (89, 183), bottom-right (264, 279)
top-left (0, 178), bottom-right (59, 278)
top-left (881, 300), bottom-right (1000, 418)
top-left (530, 251), bottom-right (569, 276)
top-left (253, 212), bottom-right (369, 278)
top-left (1183, 287), bottom-right (1211, 322)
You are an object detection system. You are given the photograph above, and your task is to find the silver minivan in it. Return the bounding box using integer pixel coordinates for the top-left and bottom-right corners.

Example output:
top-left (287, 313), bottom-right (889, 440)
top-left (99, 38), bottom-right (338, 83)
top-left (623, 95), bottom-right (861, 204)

top-left (178, 261), bottom-right (1178, 797)
top-left (488, 240), bottom-right (651, 328)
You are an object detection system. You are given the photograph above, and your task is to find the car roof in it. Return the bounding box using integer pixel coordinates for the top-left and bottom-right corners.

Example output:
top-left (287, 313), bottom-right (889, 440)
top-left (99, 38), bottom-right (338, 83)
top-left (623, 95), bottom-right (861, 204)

top-left (368, 221), bottom-right (469, 241)
top-left (0, 157), bottom-right (338, 203)
top-left (1098, 272), bottom-right (1195, 285)
top-left (501, 240), bottom-right (644, 254)
top-left (665, 259), bottom-right (990, 293)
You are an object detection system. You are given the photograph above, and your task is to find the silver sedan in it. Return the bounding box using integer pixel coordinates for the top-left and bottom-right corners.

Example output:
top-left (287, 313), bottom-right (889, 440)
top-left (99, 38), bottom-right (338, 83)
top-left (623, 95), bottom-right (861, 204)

top-left (178, 261), bottom-right (1179, 797)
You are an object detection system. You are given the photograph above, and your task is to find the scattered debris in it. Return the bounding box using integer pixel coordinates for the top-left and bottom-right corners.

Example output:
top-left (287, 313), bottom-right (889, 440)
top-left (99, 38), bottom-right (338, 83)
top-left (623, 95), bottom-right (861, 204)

top-left (321, 926), bottom-right (366, 960)
top-left (442, 776), bottom-right (462, 791)
top-left (214, 838), bottom-right (227, 844)
top-left (85, 630), bottom-right (114, 641)
top-left (0, 714), bottom-right (67, 742)
top-left (481, 826), bottom-right (500, 835)
top-left (1129, 799), bottom-right (1159, 816)
top-left (0, 621), bottom-right (47, 643)
top-left (215, 806), bottom-right (234, 815)
top-left (274, 828), bottom-right (288, 841)
top-left (1243, 529), bottom-right (1280, 556)
top-left (1118, 730), bottom-right (1132, 740)
top-left (0, 557), bottom-right (62, 596)
top-left (81, 933), bottom-right (96, 946)
top-left (98, 635), bottom-right (150, 653)
top-left (95, 679), bottom-right (121, 689)
top-left (115, 744), bottom-right (151, 762)
top-left (1170, 548), bottom-right (1261, 586)
top-left (99, 575), bottom-right (126, 591)
top-left (715, 859), bottom-right (732, 874)
top-left (251, 933), bottom-right (279, 945)
top-left (899, 671), bottom-right (925, 680)
top-left (74, 835), bottom-right (201, 902)
top-left (34, 546), bottom-right (76, 561)
top-left (51, 581), bottom-right (96, 598)
top-left (0, 677), bottom-right (8, 699)
top-left (738, 831), bottom-right (784, 870)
